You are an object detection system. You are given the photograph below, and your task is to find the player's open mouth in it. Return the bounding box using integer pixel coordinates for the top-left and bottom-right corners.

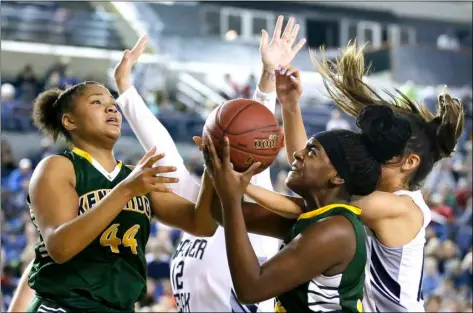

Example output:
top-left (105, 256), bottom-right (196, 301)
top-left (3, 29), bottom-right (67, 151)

top-left (290, 164), bottom-right (302, 172)
top-left (106, 117), bottom-right (120, 126)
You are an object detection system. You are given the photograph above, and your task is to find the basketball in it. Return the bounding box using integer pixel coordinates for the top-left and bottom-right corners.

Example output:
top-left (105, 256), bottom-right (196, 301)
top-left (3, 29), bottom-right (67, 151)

top-left (203, 98), bottom-right (282, 174)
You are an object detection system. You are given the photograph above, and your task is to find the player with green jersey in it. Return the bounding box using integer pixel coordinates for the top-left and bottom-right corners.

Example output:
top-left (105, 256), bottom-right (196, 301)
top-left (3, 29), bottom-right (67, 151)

top-left (28, 148), bottom-right (152, 312)
top-left (275, 204), bottom-right (365, 313)
top-left (23, 37), bottom-right (220, 312)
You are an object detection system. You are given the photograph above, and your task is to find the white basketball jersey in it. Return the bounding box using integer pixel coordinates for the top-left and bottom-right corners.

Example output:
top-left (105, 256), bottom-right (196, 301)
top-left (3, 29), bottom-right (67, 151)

top-left (171, 228), bottom-right (279, 312)
top-left (363, 190), bottom-right (431, 312)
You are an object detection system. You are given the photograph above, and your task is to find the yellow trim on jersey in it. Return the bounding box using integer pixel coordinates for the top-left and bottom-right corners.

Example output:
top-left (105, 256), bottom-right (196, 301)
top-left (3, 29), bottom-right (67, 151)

top-left (72, 147), bottom-right (123, 168)
top-left (72, 147), bottom-right (93, 163)
top-left (357, 299), bottom-right (363, 312)
top-left (275, 300), bottom-right (286, 313)
top-left (298, 203), bottom-right (361, 220)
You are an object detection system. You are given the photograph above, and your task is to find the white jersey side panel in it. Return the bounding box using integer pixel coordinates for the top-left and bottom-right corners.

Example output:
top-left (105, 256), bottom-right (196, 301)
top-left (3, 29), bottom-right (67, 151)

top-left (363, 190), bottom-right (431, 312)
top-left (171, 228), bottom-right (279, 312)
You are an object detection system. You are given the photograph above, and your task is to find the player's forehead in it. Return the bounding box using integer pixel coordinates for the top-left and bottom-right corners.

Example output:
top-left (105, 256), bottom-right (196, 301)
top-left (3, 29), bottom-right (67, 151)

top-left (81, 84), bottom-right (114, 99)
top-left (306, 136), bottom-right (332, 164)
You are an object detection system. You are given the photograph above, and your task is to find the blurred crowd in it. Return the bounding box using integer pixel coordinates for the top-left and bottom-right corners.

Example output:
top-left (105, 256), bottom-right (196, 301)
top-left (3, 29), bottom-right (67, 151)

top-left (1, 65), bottom-right (472, 312)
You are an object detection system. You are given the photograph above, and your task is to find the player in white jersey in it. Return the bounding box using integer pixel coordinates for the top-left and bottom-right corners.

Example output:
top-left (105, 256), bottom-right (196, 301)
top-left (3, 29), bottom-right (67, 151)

top-left (115, 16), bottom-right (306, 313)
top-left (240, 43), bottom-right (464, 312)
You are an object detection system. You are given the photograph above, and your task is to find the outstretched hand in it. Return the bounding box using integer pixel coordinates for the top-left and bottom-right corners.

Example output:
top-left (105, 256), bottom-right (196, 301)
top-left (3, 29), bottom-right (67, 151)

top-left (260, 16), bottom-right (306, 71)
top-left (120, 147), bottom-right (179, 196)
top-left (114, 34), bottom-right (149, 94)
top-left (204, 136), bottom-right (261, 207)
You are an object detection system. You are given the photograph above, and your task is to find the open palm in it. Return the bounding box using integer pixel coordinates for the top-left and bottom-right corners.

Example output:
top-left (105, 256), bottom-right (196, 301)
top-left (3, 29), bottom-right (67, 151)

top-left (114, 34), bottom-right (148, 93)
top-left (260, 16), bottom-right (306, 70)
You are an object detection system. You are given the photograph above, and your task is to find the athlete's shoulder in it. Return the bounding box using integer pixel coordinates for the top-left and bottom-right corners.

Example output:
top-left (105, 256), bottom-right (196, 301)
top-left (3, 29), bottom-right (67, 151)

top-left (351, 190), bottom-right (415, 221)
top-left (34, 154), bottom-right (74, 176)
top-left (29, 155), bottom-right (76, 195)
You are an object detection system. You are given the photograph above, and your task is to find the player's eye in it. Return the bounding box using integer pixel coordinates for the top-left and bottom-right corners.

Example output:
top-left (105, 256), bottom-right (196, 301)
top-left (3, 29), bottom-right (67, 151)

top-left (308, 148), bottom-right (317, 157)
top-left (92, 100), bottom-right (101, 104)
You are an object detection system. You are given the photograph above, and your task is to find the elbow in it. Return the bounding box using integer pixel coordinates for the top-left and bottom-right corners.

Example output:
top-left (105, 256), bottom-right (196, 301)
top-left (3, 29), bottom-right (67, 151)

top-left (44, 236), bottom-right (73, 264)
top-left (233, 286), bottom-right (261, 305)
top-left (47, 248), bottom-right (71, 264)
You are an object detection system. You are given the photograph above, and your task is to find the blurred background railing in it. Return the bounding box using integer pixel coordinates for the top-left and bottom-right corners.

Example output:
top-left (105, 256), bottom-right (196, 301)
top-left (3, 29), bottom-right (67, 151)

top-left (1, 1), bottom-right (126, 50)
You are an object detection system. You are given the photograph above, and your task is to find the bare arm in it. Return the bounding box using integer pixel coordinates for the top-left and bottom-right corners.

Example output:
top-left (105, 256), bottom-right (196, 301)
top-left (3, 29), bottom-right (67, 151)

top-left (222, 199), bottom-right (356, 304)
top-left (275, 66), bottom-right (307, 164)
top-left (150, 170), bottom-right (217, 237)
top-left (245, 183), bottom-right (304, 219)
top-left (211, 198), bottom-right (294, 240)
top-left (7, 260), bottom-right (34, 312)
top-left (281, 104), bottom-right (307, 164)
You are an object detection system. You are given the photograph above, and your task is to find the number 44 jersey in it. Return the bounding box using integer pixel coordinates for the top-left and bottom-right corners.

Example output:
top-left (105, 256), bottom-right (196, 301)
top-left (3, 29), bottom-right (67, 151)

top-left (28, 148), bottom-right (152, 312)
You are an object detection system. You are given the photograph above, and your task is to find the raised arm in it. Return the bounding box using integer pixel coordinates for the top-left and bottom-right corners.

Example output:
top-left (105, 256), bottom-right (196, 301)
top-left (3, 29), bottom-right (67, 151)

top-left (275, 65), bottom-right (307, 164)
top-left (114, 35), bottom-right (200, 202)
top-left (251, 15), bottom-right (306, 190)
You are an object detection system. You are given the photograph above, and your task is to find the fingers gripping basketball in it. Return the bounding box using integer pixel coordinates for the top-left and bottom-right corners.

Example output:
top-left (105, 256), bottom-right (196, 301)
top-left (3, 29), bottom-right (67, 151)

top-left (203, 99), bottom-right (282, 174)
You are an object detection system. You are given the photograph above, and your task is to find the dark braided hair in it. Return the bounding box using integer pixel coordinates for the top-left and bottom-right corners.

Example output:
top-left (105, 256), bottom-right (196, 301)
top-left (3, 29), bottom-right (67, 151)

top-left (319, 108), bottom-right (410, 196)
top-left (33, 81), bottom-right (100, 142)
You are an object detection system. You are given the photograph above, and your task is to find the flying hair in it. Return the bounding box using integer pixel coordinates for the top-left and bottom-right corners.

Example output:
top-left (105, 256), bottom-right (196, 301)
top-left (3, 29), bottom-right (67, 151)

top-left (310, 40), bottom-right (464, 160)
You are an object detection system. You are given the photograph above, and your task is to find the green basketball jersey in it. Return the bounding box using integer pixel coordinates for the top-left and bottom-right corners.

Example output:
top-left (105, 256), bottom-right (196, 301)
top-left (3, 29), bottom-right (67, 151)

top-left (28, 148), bottom-right (151, 312)
top-left (275, 204), bottom-right (366, 313)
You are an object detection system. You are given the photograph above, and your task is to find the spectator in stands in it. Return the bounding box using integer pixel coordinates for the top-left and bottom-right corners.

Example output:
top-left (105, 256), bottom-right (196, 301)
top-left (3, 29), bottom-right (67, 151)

top-left (222, 73), bottom-right (239, 99)
top-left (425, 159), bottom-right (457, 193)
top-left (241, 74), bottom-right (257, 99)
top-left (1, 140), bottom-right (16, 184)
top-left (155, 90), bottom-right (174, 116)
top-left (60, 68), bottom-right (80, 89)
top-left (425, 294), bottom-right (442, 312)
top-left (325, 109), bottom-right (351, 131)
top-left (6, 158), bottom-right (32, 193)
top-left (44, 71), bottom-right (62, 90)
top-left (29, 137), bottom-right (56, 167)
top-left (44, 57), bottom-right (70, 82)
top-left (8, 178), bottom-right (30, 216)
top-left (15, 65), bottom-right (39, 102)
top-left (439, 297), bottom-right (460, 312)
top-left (1, 83), bottom-right (18, 130)
top-left (424, 257), bottom-right (443, 298)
